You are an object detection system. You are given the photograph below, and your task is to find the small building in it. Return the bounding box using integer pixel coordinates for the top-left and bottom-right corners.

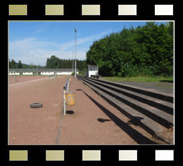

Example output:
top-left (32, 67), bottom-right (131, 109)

top-left (87, 65), bottom-right (99, 77)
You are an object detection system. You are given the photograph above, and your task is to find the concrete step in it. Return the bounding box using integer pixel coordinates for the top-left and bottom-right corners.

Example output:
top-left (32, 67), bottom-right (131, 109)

top-left (85, 77), bottom-right (173, 115)
top-left (77, 76), bottom-right (173, 144)
top-left (91, 77), bottom-right (173, 103)
top-left (82, 77), bottom-right (173, 128)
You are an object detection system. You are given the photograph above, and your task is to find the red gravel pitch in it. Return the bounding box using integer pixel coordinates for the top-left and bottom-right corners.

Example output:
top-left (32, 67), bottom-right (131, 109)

top-left (9, 75), bottom-right (67, 145)
top-left (9, 75), bottom-right (48, 85)
top-left (8, 75), bottom-right (166, 145)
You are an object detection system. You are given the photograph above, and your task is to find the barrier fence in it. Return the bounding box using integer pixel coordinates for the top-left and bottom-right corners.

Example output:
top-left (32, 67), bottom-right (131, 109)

top-left (63, 75), bottom-right (71, 115)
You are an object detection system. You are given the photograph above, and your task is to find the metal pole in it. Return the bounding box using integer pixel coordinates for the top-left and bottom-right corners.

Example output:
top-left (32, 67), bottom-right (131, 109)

top-left (74, 29), bottom-right (77, 78)
top-left (63, 88), bottom-right (66, 115)
top-left (72, 51), bottom-right (74, 73)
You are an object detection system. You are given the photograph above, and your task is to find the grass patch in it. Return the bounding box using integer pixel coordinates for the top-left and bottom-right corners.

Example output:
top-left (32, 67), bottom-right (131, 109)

top-left (102, 75), bottom-right (173, 82)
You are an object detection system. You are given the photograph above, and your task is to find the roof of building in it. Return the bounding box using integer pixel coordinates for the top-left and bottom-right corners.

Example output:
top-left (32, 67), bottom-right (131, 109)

top-left (9, 68), bottom-right (78, 72)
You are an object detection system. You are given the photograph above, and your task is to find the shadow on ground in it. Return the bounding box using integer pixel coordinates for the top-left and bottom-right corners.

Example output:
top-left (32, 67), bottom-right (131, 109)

top-left (127, 116), bottom-right (144, 126)
top-left (76, 89), bottom-right (83, 91)
top-left (97, 118), bottom-right (111, 123)
top-left (160, 80), bottom-right (173, 83)
top-left (78, 89), bottom-right (158, 144)
top-left (66, 110), bottom-right (74, 114)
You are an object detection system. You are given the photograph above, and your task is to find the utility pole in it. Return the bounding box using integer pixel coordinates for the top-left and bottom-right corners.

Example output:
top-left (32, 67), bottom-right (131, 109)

top-left (74, 29), bottom-right (77, 78)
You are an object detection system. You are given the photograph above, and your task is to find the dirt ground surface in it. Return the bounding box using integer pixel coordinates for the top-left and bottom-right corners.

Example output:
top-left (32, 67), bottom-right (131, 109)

top-left (9, 75), bottom-right (67, 145)
top-left (9, 75), bottom-right (48, 85)
top-left (8, 75), bottom-right (167, 145)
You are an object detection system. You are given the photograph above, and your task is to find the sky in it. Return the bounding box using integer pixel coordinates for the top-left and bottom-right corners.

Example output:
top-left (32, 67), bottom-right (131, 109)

top-left (9, 21), bottom-right (168, 66)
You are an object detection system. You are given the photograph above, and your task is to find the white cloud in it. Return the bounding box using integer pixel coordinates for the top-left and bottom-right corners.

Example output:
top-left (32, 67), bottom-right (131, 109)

top-left (9, 30), bottom-right (110, 66)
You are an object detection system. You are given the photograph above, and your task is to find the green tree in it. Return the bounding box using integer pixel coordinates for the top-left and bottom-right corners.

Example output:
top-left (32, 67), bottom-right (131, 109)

top-left (166, 22), bottom-right (173, 36)
top-left (58, 58), bottom-right (85, 71)
top-left (136, 22), bottom-right (173, 75)
top-left (86, 22), bottom-right (173, 77)
top-left (46, 55), bottom-right (60, 68)
top-left (17, 60), bottom-right (22, 68)
top-left (10, 59), bottom-right (17, 68)
top-left (29, 63), bottom-right (34, 68)
top-left (22, 64), bottom-right (27, 68)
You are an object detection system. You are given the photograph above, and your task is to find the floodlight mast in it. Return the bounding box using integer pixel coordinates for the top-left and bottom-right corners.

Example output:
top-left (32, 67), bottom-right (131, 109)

top-left (72, 51), bottom-right (74, 72)
top-left (74, 29), bottom-right (77, 78)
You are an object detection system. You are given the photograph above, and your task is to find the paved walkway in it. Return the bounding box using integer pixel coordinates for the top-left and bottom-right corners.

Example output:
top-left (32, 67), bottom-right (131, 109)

top-left (57, 76), bottom-right (161, 145)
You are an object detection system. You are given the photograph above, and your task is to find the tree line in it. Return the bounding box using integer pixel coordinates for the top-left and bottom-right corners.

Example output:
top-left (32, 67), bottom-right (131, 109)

top-left (46, 55), bottom-right (86, 71)
top-left (9, 59), bottom-right (42, 69)
top-left (86, 22), bottom-right (173, 77)
top-left (9, 56), bottom-right (86, 72)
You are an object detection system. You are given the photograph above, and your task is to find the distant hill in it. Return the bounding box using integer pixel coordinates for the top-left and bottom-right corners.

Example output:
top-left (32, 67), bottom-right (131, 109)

top-left (22, 63), bottom-right (29, 68)
top-left (9, 61), bottom-right (45, 69)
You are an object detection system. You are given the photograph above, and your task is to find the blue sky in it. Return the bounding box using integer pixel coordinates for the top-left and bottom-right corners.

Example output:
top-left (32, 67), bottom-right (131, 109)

top-left (9, 21), bottom-right (168, 66)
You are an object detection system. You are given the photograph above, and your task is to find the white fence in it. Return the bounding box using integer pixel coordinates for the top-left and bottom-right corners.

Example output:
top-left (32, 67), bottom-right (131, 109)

top-left (23, 72), bottom-right (33, 75)
top-left (9, 72), bottom-right (20, 75)
top-left (9, 71), bottom-right (77, 76)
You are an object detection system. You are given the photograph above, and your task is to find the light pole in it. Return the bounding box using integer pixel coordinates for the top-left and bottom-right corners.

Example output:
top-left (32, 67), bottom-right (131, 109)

top-left (72, 51), bottom-right (74, 73)
top-left (74, 29), bottom-right (77, 78)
